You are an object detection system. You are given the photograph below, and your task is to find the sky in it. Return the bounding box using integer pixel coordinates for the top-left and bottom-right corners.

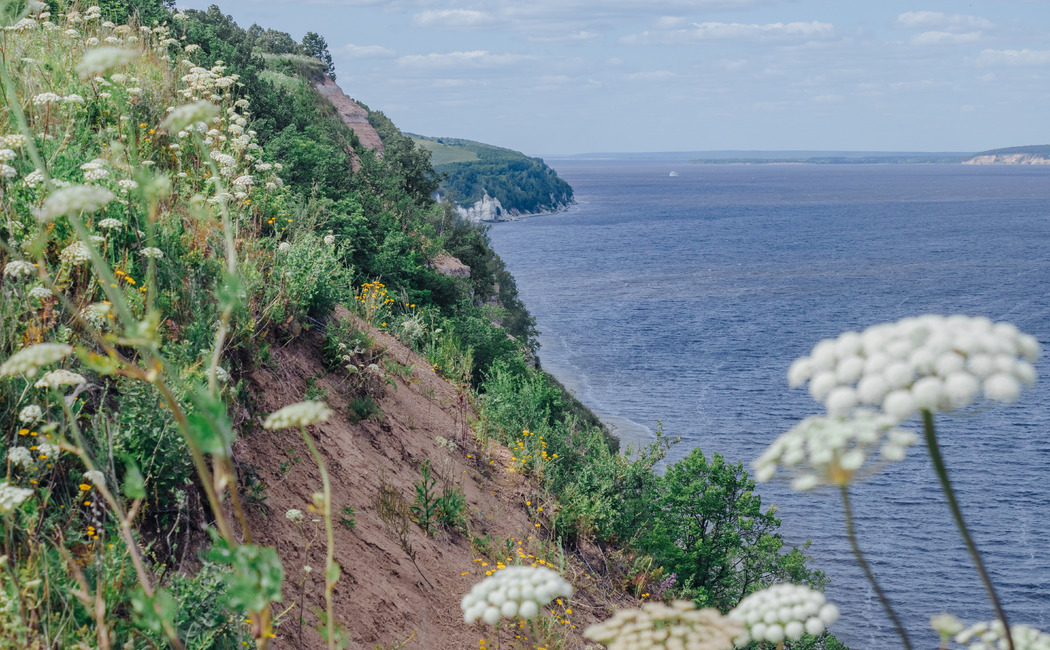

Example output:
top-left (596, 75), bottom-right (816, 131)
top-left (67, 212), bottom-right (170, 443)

top-left (175, 0), bottom-right (1050, 156)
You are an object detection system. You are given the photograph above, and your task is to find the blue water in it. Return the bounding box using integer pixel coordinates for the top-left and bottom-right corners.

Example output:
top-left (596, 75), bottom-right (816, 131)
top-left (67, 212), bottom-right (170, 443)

top-left (488, 161), bottom-right (1050, 649)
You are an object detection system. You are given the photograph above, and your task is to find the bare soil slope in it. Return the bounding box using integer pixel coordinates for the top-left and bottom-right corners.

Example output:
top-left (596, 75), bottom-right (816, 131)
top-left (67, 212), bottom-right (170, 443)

top-left (233, 306), bottom-right (622, 649)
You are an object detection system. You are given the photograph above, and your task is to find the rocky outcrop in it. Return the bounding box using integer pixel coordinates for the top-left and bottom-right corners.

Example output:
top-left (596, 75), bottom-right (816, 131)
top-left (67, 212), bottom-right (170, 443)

top-left (430, 253), bottom-right (471, 278)
top-left (313, 75), bottom-right (384, 169)
top-left (455, 190), bottom-right (505, 223)
top-left (963, 153), bottom-right (1050, 165)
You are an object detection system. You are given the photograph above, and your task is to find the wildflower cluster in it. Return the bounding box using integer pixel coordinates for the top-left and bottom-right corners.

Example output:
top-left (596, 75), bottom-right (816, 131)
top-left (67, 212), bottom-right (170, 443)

top-left (753, 410), bottom-right (919, 490)
top-left (726, 583), bottom-right (839, 645)
top-left (952, 618), bottom-right (1050, 650)
top-left (788, 315), bottom-right (1040, 423)
top-left (0, 482), bottom-right (34, 514)
top-left (508, 429), bottom-right (558, 475)
top-left (461, 565), bottom-right (573, 625)
top-left (355, 281), bottom-right (395, 325)
top-left (263, 401), bottom-right (333, 429)
top-left (584, 601), bottom-right (743, 650)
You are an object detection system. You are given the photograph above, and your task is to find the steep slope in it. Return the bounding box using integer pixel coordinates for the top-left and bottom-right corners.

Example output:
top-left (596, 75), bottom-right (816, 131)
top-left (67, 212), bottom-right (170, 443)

top-left (314, 76), bottom-right (385, 155)
top-left (963, 144), bottom-right (1050, 164)
top-left (234, 306), bottom-right (627, 648)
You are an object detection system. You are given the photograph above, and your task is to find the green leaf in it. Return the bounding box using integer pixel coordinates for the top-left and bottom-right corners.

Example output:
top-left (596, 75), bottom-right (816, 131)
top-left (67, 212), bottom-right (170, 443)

top-left (122, 460), bottom-right (146, 500)
top-left (325, 560), bottom-right (341, 585)
top-left (207, 541), bottom-right (284, 613)
top-left (131, 586), bottom-right (178, 635)
top-left (186, 387), bottom-right (235, 458)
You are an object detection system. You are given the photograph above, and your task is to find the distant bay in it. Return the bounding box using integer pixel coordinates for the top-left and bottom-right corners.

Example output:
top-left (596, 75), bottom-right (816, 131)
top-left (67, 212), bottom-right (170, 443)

top-left (488, 161), bottom-right (1050, 649)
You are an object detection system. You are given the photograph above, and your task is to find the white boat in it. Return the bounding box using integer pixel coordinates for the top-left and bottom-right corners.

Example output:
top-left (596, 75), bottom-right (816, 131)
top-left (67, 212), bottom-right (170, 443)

top-left (669, 171), bottom-right (679, 177)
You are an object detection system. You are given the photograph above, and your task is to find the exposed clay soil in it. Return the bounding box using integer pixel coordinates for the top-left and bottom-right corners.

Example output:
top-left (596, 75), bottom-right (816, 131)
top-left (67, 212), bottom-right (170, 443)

top-left (233, 305), bottom-right (632, 649)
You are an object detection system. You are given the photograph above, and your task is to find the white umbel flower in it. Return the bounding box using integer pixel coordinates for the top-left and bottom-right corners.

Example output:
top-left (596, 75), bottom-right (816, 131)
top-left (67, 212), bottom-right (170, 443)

top-left (59, 241), bottom-right (91, 264)
top-left (753, 411), bottom-right (919, 490)
top-left (140, 247), bottom-right (164, 260)
top-left (34, 369), bottom-right (87, 389)
top-left (584, 600), bottom-right (742, 650)
top-left (263, 401), bottom-right (333, 429)
top-left (28, 287), bottom-right (53, 300)
top-left (0, 482), bottom-right (33, 513)
top-left (7, 447), bottom-right (33, 469)
top-left (324, 234), bottom-right (336, 246)
top-left (161, 100), bottom-right (220, 133)
top-left (0, 343), bottom-right (72, 377)
top-left (461, 565), bottom-right (573, 625)
top-left (3, 260), bottom-right (35, 280)
top-left (18, 405), bottom-right (42, 423)
top-left (955, 619), bottom-right (1050, 650)
top-left (277, 242), bottom-right (290, 252)
top-left (83, 470), bottom-right (105, 487)
top-left (98, 217), bottom-right (123, 230)
top-left (728, 583), bottom-right (839, 645)
top-left (37, 185), bottom-right (115, 222)
top-left (788, 315), bottom-right (1041, 423)
top-left (77, 47), bottom-right (138, 79)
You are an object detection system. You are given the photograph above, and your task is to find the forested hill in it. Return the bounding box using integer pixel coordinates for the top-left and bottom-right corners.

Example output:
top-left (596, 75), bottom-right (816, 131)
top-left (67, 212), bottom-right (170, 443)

top-left (963, 144), bottom-right (1050, 165)
top-left (408, 134), bottom-right (574, 219)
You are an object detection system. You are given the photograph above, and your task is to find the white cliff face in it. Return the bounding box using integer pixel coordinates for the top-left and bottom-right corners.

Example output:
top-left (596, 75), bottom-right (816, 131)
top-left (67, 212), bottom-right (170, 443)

top-left (455, 191), bottom-right (505, 223)
top-left (963, 153), bottom-right (1050, 165)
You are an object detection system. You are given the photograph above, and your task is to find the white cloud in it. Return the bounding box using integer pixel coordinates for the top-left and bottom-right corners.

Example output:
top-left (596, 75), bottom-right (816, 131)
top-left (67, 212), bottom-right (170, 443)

top-left (341, 43), bottom-right (396, 58)
top-left (625, 70), bottom-right (679, 81)
top-left (895, 11), bottom-right (994, 30)
top-left (528, 30), bottom-right (600, 43)
top-left (396, 50), bottom-right (533, 68)
top-left (621, 21), bottom-right (835, 45)
top-left (812, 93), bottom-right (843, 103)
top-left (977, 48), bottom-right (1050, 66)
top-left (412, 9), bottom-right (494, 28)
top-left (911, 30), bottom-right (982, 46)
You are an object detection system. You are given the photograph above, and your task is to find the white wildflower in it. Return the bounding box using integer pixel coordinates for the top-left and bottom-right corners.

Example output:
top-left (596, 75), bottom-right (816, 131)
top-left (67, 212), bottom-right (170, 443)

top-left (77, 47), bottom-right (138, 80)
top-left (584, 601), bottom-right (742, 650)
top-left (81, 303), bottom-right (109, 329)
top-left (38, 185), bottom-right (115, 222)
top-left (7, 447), bottom-right (33, 470)
top-left (232, 174), bottom-right (253, 189)
top-left (215, 366), bottom-right (230, 383)
top-left (788, 315), bottom-right (1041, 423)
top-left (5, 134), bottom-right (26, 148)
top-left (140, 247), bottom-right (164, 260)
top-left (462, 565), bottom-right (573, 625)
top-left (0, 149), bottom-right (15, 162)
top-left (263, 401), bottom-right (333, 429)
top-left (18, 405), bottom-right (42, 423)
top-left (285, 508), bottom-right (304, 524)
top-left (81, 159), bottom-right (109, 182)
top-left (22, 169), bottom-right (44, 188)
top-left (63, 93), bottom-right (85, 104)
top-left (0, 343), bottom-right (72, 377)
top-left (754, 411), bottom-right (919, 490)
top-left (3, 260), bottom-right (35, 280)
top-left (34, 369), bottom-right (87, 389)
top-left (955, 619), bottom-right (1050, 650)
top-left (36, 442), bottom-right (59, 460)
top-left (27, 287), bottom-right (52, 300)
top-left (84, 470), bottom-right (105, 487)
top-left (85, 36), bottom-right (99, 46)
top-left (0, 482), bottom-right (33, 513)
top-left (97, 217), bottom-right (122, 230)
top-left (324, 234), bottom-right (336, 246)
top-left (277, 241), bottom-right (291, 252)
top-left (161, 100), bottom-right (220, 133)
top-left (59, 241), bottom-right (91, 264)
top-left (728, 583), bottom-right (839, 645)
top-left (117, 179), bottom-right (138, 193)
top-left (0, 165), bottom-right (16, 180)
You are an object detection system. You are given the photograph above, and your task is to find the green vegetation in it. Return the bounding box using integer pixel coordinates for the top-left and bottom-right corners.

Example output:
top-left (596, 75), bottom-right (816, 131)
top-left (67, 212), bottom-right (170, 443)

top-left (971, 143), bottom-right (1050, 157)
top-left (0, 1), bottom-right (845, 648)
top-left (409, 134), bottom-right (574, 216)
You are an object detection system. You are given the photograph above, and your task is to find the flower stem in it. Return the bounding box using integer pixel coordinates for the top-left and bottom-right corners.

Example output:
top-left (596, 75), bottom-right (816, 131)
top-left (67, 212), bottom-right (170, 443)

top-left (921, 410), bottom-right (1014, 650)
top-left (300, 426), bottom-right (338, 650)
top-left (839, 485), bottom-right (913, 650)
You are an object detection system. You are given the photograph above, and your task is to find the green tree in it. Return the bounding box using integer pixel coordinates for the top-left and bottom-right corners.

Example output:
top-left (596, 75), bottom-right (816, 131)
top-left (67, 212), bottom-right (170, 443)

top-left (302, 31), bottom-right (336, 80)
top-left (643, 448), bottom-right (825, 612)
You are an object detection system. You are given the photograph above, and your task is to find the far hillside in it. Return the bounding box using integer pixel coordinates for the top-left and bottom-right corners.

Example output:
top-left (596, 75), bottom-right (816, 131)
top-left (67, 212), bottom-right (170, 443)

top-left (964, 144), bottom-right (1050, 165)
top-left (409, 134), bottom-right (574, 218)
top-left (974, 144), bottom-right (1050, 156)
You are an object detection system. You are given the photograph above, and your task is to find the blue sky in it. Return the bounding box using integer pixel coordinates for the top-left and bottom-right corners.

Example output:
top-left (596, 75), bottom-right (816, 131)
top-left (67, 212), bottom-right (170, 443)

top-left (176, 0), bottom-right (1050, 156)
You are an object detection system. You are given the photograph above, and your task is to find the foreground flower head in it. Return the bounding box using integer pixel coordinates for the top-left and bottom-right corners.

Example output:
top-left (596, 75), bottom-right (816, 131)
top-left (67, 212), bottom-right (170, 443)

top-left (263, 401), bottom-right (332, 429)
top-left (753, 411), bottom-right (919, 490)
top-left (955, 619), bottom-right (1050, 650)
top-left (0, 482), bottom-right (34, 514)
top-left (461, 565), bottom-right (573, 625)
top-left (161, 100), bottom-right (220, 133)
top-left (37, 185), bottom-right (116, 222)
top-left (34, 369), bottom-right (87, 389)
top-left (18, 405), bottom-right (42, 423)
top-left (0, 343), bottom-right (73, 377)
top-left (788, 315), bottom-right (1040, 423)
top-left (3, 260), bottom-right (35, 280)
top-left (727, 583), bottom-right (839, 645)
top-left (7, 447), bottom-right (33, 470)
top-left (584, 600), bottom-right (742, 650)
top-left (77, 47), bottom-right (138, 79)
